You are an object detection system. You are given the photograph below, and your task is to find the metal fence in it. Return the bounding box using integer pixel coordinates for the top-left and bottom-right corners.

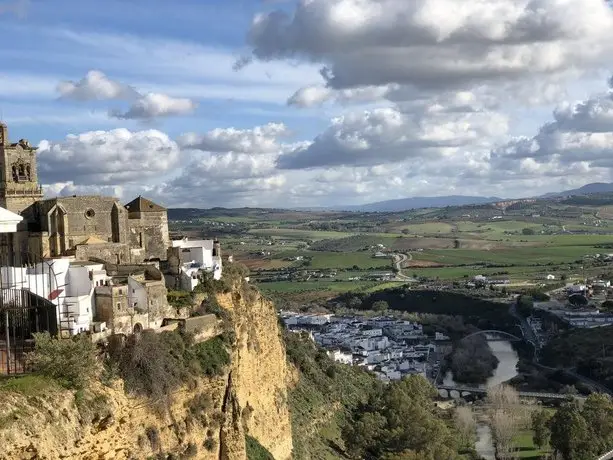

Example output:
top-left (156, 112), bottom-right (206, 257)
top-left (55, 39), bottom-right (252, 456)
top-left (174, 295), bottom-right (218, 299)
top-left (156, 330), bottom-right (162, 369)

top-left (0, 250), bottom-right (59, 375)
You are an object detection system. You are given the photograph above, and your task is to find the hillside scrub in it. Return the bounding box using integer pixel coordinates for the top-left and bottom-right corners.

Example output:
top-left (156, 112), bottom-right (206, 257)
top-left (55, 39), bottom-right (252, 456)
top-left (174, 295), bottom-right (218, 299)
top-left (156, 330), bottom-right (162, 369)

top-left (246, 435), bottom-right (275, 460)
top-left (336, 288), bottom-right (518, 337)
top-left (26, 332), bottom-right (99, 390)
top-left (108, 330), bottom-right (230, 406)
top-left (541, 325), bottom-right (613, 390)
top-left (285, 330), bottom-right (380, 459)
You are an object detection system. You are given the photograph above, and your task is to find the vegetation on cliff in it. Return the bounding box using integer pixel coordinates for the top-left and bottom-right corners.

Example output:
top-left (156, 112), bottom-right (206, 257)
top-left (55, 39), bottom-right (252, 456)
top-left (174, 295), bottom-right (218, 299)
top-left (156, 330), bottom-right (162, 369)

top-left (285, 330), bottom-right (379, 459)
top-left (336, 288), bottom-right (518, 337)
top-left (449, 335), bottom-right (499, 384)
top-left (285, 331), bottom-right (465, 459)
top-left (541, 325), bottom-right (613, 390)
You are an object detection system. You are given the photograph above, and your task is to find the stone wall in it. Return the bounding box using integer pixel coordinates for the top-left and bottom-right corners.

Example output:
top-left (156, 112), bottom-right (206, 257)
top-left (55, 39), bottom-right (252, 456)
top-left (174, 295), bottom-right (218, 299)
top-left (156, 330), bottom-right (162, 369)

top-left (75, 242), bottom-right (131, 265)
top-left (128, 211), bottom-right (170, 261)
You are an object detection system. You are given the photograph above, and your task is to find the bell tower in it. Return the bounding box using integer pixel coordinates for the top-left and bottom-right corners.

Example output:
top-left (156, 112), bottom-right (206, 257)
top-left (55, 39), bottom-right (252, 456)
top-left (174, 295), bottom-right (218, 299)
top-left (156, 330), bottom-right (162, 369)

top-left (0, 122), bottom-right (43, 214)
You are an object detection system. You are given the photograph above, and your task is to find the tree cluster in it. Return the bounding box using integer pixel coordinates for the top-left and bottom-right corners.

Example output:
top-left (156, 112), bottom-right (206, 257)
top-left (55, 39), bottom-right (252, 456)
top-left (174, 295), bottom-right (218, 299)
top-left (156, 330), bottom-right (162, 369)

top-left (449, 335), bottom-right (499, 384)
top-left (342, 376), bottom-right (459, 460)
top-left (547, 394), bottom-right (613, 460)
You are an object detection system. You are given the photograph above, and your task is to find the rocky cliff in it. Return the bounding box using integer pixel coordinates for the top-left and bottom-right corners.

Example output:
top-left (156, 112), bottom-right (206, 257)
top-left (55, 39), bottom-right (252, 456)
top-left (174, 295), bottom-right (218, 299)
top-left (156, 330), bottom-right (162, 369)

top-left (0, 282), bottom-right (293, 460)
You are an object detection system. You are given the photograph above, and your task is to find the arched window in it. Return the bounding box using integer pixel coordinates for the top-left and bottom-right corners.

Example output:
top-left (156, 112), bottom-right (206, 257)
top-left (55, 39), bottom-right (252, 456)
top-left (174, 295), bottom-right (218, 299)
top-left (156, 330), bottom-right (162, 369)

top-left (26, 165), bottom-right (31, 180)
top-left (11, 165), bottom-right (17, 182)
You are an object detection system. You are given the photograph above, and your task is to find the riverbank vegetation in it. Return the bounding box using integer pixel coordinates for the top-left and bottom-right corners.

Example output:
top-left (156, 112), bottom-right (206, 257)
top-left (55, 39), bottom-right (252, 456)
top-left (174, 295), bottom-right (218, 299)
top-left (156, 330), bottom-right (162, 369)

top-left (449, 335), bottom-right (499, 384)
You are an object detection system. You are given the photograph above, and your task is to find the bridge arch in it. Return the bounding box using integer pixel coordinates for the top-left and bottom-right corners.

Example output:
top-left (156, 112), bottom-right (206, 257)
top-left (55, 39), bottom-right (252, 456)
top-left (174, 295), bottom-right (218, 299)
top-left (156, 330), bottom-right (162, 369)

top-left (462, 330), bottom-right (523, 341)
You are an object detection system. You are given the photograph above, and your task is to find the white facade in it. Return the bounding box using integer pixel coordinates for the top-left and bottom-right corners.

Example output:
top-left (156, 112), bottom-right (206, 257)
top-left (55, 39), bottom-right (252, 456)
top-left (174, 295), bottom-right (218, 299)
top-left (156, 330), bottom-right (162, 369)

top-left (0, 206), bottom-right (22, 233)
top-left (0, 258), bottom-right (111, 335)
top-left (327, 349), bottom-right (353, 365)
top-left (171, 238), bottom-right (223, 289)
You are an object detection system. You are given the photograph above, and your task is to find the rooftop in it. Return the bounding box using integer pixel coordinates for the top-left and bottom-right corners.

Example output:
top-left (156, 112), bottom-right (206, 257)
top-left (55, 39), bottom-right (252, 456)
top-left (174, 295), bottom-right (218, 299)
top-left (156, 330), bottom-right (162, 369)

top-left (124, 196), bottom-right (166, 213)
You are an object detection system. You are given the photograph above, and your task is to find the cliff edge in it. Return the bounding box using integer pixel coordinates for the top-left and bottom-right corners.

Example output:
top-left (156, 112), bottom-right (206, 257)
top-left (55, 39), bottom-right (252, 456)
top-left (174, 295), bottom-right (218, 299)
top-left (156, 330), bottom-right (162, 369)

top-left (0, 278), bottom-right (293, 460)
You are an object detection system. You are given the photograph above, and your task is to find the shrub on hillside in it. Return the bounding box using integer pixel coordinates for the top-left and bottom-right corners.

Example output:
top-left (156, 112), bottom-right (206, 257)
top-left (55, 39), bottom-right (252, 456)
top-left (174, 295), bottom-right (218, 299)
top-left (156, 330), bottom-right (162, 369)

top-left (108, 331), bottom-right (231, 405)
top-left (110, 331), bottom-right (193, 403)
top-left (245, 435), bottom-right (274, 460)
top-left (191, 337), bottom-right (230, 377)
top-left (26, 332), bottom-right (99, 390)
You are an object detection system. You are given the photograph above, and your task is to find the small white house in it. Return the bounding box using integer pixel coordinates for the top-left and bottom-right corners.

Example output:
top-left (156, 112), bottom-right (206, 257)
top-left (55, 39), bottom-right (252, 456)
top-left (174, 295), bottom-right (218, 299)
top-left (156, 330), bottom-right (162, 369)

top-left (327, 349), bottom-right (353, 365)
top-left (546, 274), bottom-right (556, 280)
top-left (170, 238), bottom-right (223, 290)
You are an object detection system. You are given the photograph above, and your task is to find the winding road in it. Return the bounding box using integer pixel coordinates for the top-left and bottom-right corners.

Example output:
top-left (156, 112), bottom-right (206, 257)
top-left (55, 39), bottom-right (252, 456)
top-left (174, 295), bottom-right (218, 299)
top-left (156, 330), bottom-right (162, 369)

top-left (392, 253), bottom-right (415, 281)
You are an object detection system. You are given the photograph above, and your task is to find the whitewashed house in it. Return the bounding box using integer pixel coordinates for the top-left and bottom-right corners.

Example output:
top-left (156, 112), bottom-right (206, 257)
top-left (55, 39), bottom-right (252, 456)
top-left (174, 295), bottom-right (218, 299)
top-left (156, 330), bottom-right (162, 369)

top-left (327, 349), bottom-right (353, 365)
top-left (168, 238), bottom-right (223, 291)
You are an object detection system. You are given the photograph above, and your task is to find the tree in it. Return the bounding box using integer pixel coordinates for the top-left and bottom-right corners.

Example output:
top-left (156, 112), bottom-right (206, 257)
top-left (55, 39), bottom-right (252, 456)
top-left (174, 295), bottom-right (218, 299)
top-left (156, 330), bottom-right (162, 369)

top-left (582, 393), bottom-right (613, 453)
top-left (372, 300), bottom-right (389, 313)
top-left (522, 228), bottom-right (536, 235)
top-left (550, 401), bottom-right (591, 460)
top-left (454, 406), bottom-right (476, 448)
top-left (531, 409), bottom-right (552, 450)
top-left (342, 376), bottom-right (458, 460)
top-left (516, 295), bottom-right (534, 318)
top-left (487, 385), bottom-right (524, 458)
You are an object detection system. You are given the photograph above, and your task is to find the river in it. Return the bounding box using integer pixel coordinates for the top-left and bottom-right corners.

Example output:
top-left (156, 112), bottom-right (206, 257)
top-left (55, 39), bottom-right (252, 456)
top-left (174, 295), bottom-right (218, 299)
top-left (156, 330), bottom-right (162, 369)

top-left (442, 340), bottom-right (520, 388)
top-left (442, 340), bottom-right (520, 460)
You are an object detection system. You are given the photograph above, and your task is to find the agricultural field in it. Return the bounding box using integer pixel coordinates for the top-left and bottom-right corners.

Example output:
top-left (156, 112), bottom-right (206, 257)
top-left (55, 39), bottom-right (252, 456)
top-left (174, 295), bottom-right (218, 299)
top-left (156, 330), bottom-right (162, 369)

top-left (169, 195), bottom-right (613, 302)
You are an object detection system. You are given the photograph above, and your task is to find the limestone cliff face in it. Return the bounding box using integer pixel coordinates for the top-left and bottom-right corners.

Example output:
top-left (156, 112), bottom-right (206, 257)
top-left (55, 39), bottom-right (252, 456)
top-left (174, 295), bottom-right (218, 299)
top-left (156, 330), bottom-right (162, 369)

top-left (218, 288), bottom-right (293, 460)
top-left (0, 283), bottom-right (293, 460)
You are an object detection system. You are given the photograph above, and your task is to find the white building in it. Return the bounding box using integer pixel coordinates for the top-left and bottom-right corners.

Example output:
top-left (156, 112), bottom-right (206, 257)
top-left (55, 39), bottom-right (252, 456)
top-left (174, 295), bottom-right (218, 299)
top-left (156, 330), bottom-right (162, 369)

top-left (0, 258), bottom-right (111, 336)
top-left (169, 238), bottom-right (223, 290)
top-left (327, 349), bottom-right (353, 365)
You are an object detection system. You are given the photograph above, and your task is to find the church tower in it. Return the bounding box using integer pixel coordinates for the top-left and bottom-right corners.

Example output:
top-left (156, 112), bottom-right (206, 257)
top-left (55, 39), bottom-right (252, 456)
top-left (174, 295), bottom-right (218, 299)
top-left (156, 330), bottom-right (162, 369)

top-left (0, 122), bottom-right (43, 214)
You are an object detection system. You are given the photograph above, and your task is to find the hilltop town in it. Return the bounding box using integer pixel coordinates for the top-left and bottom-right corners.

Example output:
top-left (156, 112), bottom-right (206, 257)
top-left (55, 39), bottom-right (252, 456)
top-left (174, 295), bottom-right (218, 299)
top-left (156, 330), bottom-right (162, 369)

top-left (0, 123), bottom-right (224, 373)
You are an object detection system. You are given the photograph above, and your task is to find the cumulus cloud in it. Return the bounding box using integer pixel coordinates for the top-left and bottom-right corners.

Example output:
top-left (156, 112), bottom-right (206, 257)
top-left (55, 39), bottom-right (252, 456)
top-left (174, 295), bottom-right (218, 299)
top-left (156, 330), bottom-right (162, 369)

top-left (57, 71), bottom-right (196, 119)
top-left (57, 70), bottom-right (139, 101)
top-left (110, 93), bottom-right (197, 119)
top-left (152, 152), bottom-right (286, 207)
top-left (245, 0), bottom-right (613, 94)
top-left (37, 128), bottom-right (180, 185)
top-left (491, 77), bottom-right (613, 178)
top-left (277, 105), bottom-right (508, 169)
top-left (178, 122), bottom-right (290, 154)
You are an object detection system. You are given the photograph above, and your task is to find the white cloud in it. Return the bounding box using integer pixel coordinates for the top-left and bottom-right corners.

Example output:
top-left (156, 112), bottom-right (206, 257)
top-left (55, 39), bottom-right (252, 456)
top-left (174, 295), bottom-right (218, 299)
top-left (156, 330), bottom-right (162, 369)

top-left (491, 78), bottom-right (613, 179)
top-left (178, 122), bottom-right (290, 153)
top-left (57, 70), bottom-right (197, 120)
top-left (277, 105), bottom-right (508, 169)
top-left (246, 0), bottom-right (613, 92)
top-left (37, 128), bottom-right (180, 185)
top-left (111, 93), bottom-right (198, 119)
top-left (57, 70), bottom-right (139, 101)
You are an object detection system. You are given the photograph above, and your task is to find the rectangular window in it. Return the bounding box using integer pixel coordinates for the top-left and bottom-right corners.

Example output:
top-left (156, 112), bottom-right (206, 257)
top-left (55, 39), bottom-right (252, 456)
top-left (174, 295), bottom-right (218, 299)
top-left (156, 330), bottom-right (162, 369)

top-left (116, 302), bottom-right (121, 310)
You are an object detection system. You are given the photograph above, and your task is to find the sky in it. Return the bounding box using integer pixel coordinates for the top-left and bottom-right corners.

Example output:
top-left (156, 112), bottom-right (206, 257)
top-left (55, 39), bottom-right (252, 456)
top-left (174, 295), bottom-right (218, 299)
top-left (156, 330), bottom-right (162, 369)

top-left (2, 0), bottom-right (613, 208)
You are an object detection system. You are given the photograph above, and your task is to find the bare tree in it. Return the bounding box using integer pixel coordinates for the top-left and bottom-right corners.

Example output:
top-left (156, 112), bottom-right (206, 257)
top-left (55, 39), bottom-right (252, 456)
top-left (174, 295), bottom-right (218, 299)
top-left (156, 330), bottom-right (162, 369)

top-left (454, 406), bottom-right (477, 448)
top-left (487, 385), bottom-right (524, 459)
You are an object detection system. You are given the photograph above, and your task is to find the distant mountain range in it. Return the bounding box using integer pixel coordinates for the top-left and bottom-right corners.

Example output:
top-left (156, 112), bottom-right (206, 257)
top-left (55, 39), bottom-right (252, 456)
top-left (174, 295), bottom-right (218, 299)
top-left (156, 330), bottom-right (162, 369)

top-left (168, 182), bottom-right (613, 215)
top-left (540, 182), bottom-right (613, 198)
top-left (331, 195), bottom-right (503, 212)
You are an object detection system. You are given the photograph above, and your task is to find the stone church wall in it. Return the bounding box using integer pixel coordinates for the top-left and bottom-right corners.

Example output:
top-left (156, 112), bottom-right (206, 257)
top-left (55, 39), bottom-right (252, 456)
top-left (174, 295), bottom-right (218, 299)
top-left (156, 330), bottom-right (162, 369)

top-left (127, 211), bottom-right (169, 260)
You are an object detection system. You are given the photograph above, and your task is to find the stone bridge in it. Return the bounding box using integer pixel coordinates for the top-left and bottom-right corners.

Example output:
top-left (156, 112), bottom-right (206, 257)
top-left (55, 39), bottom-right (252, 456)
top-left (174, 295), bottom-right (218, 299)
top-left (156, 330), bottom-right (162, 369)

top-left (436, 385), bottom-right (578, 401)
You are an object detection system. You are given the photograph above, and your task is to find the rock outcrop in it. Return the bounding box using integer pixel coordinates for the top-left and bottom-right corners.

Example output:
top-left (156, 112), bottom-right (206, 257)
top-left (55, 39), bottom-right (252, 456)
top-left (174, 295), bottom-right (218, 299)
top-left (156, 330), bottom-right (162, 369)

top-left (0, 282), bottom-right (293, 460)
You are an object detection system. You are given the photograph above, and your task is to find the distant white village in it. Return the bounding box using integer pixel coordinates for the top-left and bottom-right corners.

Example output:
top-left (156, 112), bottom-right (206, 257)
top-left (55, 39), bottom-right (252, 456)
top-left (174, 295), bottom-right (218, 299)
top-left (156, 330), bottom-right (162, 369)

top-left (280, 312), bottom-right (449, 383)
